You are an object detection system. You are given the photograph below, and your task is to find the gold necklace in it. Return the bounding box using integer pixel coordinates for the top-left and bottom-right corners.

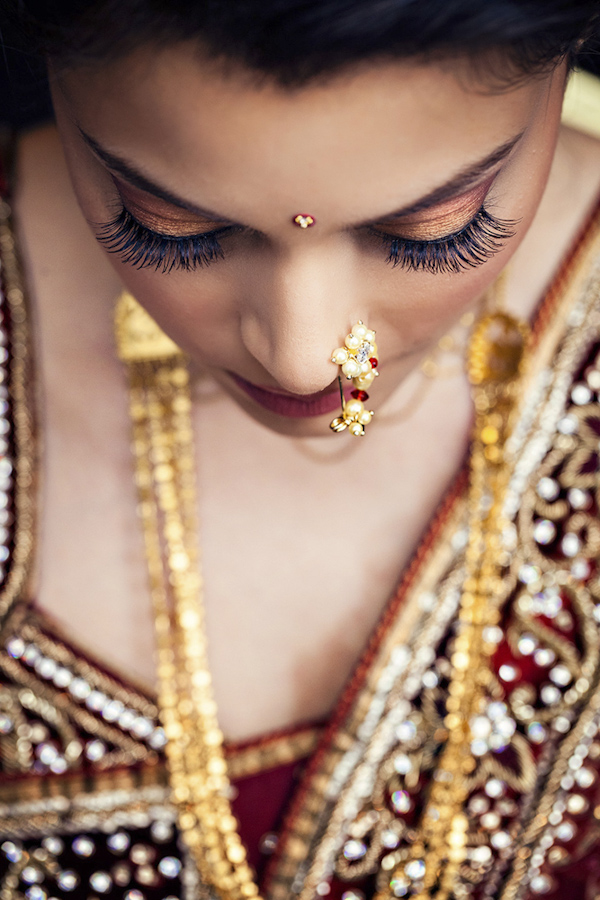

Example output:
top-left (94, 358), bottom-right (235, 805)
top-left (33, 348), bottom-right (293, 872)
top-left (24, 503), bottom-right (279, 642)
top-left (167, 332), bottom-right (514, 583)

top-left (115, 288), bottom-right (527, 900)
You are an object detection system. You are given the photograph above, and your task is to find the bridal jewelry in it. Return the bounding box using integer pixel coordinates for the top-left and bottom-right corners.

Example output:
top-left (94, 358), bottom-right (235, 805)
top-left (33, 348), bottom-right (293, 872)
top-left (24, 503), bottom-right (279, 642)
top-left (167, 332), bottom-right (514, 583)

top-left (293, 213), bottom-right (316, 228)
top-left (330, 321), bottom-right (378, 435)
top-left (116, 277), bottom-right (527, 900)
top-left (379, 307), bottom-right (529, 900)
top-left (115, 291), bottom-right (263, 900)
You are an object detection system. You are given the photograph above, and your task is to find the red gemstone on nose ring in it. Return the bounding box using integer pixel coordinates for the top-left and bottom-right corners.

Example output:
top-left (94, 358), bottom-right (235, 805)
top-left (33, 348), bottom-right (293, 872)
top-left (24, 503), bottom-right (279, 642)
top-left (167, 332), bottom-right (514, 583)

top-left (351, 389), bottom-right (369, 401)
top-left (369, 357), bottom-right (378, 368)
top-left (293, 214), bottom-right (316, 228)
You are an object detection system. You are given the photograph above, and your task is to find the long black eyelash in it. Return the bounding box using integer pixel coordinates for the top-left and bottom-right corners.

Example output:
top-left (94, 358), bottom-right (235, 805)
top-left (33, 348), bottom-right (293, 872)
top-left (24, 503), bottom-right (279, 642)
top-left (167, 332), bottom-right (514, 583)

top-left (95, 207), bottom-right (237, 273)
top-left (376, 208), bottom-right (518, 274)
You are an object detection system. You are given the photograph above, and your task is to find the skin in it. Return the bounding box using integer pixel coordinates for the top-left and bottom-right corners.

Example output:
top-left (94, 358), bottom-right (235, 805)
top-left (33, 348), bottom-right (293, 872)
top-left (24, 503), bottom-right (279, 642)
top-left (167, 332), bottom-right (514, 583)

top-left (51, 50), bottom-right (565, 433)
top-left (13, 46), bottom-right (600, 739)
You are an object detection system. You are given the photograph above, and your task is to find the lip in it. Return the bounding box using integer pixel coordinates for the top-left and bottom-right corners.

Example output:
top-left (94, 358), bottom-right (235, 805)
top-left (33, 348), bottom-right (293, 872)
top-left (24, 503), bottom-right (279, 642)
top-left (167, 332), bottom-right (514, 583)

top-left (230, 372), bottom-right (346, 418)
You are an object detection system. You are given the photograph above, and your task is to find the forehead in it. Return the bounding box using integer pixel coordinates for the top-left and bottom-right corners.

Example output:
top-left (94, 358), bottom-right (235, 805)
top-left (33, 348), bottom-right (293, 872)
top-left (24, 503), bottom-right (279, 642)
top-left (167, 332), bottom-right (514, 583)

top-left (56, 46), bottom-right (546, 224)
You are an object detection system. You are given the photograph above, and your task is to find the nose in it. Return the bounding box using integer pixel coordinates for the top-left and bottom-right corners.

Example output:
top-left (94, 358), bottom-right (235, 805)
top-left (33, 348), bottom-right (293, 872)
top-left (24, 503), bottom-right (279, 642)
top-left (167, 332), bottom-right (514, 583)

top-left (239, 243), bottom-right (359, 395)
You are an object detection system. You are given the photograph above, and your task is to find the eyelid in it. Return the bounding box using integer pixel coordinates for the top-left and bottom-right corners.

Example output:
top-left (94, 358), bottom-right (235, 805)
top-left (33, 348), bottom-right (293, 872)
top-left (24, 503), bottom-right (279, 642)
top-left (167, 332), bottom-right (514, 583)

top-left (112, 175), bottom-right (231, 237)
top-left (367, 173), bottom-right (497, 243)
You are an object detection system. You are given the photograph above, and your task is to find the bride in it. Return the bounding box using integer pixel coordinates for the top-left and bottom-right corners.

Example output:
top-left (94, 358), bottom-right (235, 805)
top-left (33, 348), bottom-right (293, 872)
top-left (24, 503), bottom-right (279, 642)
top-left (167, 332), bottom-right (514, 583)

top-left (1, 1), bottom-right (600, 898)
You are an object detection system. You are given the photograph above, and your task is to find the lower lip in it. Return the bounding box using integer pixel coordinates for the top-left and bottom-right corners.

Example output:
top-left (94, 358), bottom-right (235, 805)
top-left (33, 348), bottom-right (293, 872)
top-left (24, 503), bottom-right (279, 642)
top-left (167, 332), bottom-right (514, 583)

top-left (230, 373), bottom-right (346, 418)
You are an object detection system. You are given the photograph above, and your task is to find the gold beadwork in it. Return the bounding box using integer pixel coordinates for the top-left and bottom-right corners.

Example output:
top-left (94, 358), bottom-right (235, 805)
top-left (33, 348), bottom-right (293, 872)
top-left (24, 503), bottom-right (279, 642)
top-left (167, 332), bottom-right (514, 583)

top-left (115, 292), bottom-right (263, 900)
top-left (330, 321), bottom-right (378, 435)
top-left (377, 310), bottom-right (529, 900)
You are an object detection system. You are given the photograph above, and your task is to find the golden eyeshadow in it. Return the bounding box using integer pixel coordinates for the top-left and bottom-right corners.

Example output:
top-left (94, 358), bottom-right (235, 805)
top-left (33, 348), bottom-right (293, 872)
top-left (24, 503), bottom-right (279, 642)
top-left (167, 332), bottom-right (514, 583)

top-left (372, 176), bottom-right (495, 242)
top-left (113, 177), bottom-right (225, 237)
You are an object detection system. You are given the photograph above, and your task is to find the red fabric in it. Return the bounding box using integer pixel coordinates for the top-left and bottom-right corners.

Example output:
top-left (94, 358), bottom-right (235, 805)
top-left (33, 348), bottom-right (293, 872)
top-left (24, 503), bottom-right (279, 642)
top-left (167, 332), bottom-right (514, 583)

top-left (232, 760), bottom-right (303, 880)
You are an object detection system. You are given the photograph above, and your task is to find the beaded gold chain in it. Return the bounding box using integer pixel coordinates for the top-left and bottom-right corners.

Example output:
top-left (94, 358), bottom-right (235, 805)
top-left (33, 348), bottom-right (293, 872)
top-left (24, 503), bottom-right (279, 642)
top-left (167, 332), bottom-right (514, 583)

top-left (115, 289), bottom-right (528, 900)
top-left (379, 309), bottom-right (529, 900)
top-left (115, 292), bottom-right (263, 900)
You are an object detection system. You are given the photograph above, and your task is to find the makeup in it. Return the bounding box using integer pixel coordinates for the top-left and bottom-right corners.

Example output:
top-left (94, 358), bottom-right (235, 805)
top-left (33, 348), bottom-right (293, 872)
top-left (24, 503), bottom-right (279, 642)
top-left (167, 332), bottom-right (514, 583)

top-left (230, 373), bottom-right (346, 418)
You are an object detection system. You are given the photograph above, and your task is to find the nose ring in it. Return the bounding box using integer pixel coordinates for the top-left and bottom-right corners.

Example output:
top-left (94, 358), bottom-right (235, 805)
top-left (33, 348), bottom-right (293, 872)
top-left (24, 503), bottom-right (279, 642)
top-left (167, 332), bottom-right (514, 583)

top-left (330, 322), bottom-right (378, 436)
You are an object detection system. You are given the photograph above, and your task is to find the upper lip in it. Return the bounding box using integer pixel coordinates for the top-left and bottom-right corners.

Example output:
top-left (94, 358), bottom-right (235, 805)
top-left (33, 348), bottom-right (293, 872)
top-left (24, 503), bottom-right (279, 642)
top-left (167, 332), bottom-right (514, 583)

top-left (230, 372), bottom-right (340, 401)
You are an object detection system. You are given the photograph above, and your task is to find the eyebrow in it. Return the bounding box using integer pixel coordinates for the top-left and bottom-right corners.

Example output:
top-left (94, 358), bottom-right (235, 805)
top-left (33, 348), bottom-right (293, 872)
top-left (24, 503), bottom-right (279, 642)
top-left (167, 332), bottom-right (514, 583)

top-left (380, 131), bottom-right (524, 220)
top-left (79, 126), bottom-right (523, 226)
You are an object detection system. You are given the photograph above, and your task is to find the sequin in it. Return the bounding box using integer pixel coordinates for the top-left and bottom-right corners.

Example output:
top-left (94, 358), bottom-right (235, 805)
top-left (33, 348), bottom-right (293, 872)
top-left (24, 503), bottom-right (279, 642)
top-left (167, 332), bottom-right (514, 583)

top-left (5, 637), bottom-right (24, 659)
top-left (395, 721), bottom-right (417, 742)
top-left (575, 767), bottom-right (596, 788)
top-left (2, 841), bottom-right (22, 862)
top-left (536, 477), bottom-right (560, 501)
top-left (107, 832), bottom-right (130, 853)
top-left (530, 874), bottom-right (554, 894)
top-left (68, 678), bottom-right (91, 700)
top-left (555, 821), bottom-right (575, 841)
top-left (405, 860), bottom-right (425, 880)
top-left (21, 867), bottom-right (43, 884)
top-left (534, 648), bottom-right (556, 667)
top-left (490, 831), bottom-right (511, 849)
top-left (570, 383), bottom-right (592, 405)
top-left (533, 519), bottom-right (556, 545)
top-left (393, 754), bottom-right (412, 774)
top-left (25, 888), bottom-right (46, 900)
top-left (485, 779), bottom-right (505, 799)
top-left (567, 487), bottom-right (590, 509)
top-left (499, 665), bottom-right (518, 682)
top-left (158, 856), bottom-right (182, 878)
top-left (470, 846), bottom-right (492, 864)
top-left (571, 558), bottom-right (590, 580)
top-left (85, 740), bottom-right (107, 761)
top-left (89, 871), bottom-right (112, 893)
top-left (56, 871), bottom-right (79, 892)
top-left (528, 722), bottom-right (547, 743)
top-left (342, 892), bottom-right (365, 900)
top-left (124, 892), bottom-right (145, 900)
top-left (72, 837), bottom-right (95, 857)
top-left (541, 685), bottom-right (561, 705)
top-left (381, 829), bottom-right (400, 849)
top-left (150, 821), bottom-right (173, 843)
top-left (391, 790), bottom-right (411, 814)
top-left (557, 415), bottom-right (578, 434)
top-left (561, 533), bottom-right (580, 558)
top-left (518, 634), bottom-right (537, 655)
top-left (390, 877), bottom-right (410, 897)
top-left (566, 794), bottom-right (588, 814)
top-left (0, 713), bottom-right (13, 733)
top-left (42, 837), bottom-right (63, 856)
top-left (130, 844), bottom-right (155, 865)
top-left (549, 665), bottom-right (572, 686)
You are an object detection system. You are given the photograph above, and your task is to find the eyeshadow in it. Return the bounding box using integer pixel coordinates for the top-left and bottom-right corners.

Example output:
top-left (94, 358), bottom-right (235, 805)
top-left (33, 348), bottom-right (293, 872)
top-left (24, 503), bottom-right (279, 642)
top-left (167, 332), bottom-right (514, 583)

top-left (113, 176), bottom-right (225, 237)
top-left (375, 175), bottom-right (496, 242)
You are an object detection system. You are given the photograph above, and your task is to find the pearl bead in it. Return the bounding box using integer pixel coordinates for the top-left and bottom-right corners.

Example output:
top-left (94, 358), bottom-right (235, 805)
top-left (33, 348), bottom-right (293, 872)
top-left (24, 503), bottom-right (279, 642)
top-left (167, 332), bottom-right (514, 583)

top-left (358, 410), bottom-right (372, 425)
top-left (360, 361), bottom-right (371, 374)
top-left (345, 333), bottom-right (361, 351)
top-left (342, 359), bottom-right (361, 378)
top-left (365, 330), bottom-right (376, 343)
top-left (354, 369), bottom-right (375, 388)
top-left (349, 422), bottom-right (364, 436)
top-left (331, 348), bottom-right (349, 365)
top-left (351, 322), bottom-right (368, 339)
top-left (344, 398), bottom-right (364, 418)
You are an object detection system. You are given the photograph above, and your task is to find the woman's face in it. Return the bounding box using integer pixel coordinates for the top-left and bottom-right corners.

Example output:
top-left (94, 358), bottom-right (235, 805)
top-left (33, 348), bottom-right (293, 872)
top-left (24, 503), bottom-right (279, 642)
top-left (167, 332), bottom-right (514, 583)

top-left (52, 47), bottom-right (566, 435)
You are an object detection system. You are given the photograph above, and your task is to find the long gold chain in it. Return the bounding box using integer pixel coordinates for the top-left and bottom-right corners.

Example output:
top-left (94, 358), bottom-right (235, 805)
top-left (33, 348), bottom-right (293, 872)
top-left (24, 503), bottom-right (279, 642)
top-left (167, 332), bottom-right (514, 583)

top-left (379, 309), bottom-right (529, 900)
top-left (115, 292), bottom-right (263, 900)
top-left (115, 289), bottom-right (527, 900)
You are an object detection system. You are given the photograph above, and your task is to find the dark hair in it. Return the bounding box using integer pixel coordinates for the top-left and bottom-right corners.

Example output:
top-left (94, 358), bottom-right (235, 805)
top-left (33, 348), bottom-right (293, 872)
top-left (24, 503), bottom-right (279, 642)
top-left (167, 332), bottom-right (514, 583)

top-left (1, 0), bottom-right (600, 123)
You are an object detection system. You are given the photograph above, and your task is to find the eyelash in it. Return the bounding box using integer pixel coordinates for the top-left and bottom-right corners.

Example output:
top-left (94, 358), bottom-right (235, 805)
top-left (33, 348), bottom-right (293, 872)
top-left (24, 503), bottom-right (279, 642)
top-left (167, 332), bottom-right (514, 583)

top-left (96, 207), bottom-right (241, 273)
top-left (373, 207), bottom-right (517, 274)
top-left (96, 204), bottom-right (515, 275)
